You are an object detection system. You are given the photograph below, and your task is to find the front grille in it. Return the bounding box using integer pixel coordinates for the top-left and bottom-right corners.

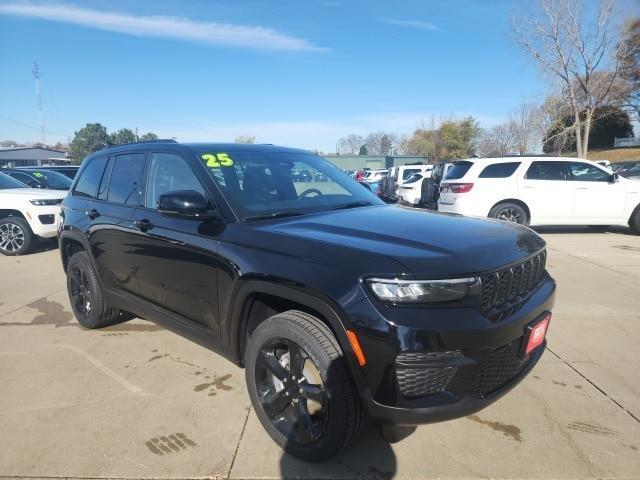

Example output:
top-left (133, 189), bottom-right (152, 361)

top-left (38, 214), bottom-right (55, 225)
top-left (396, 351), bottom-right (461, 397)
top-left (480, 250), bottom-right (547, 321)
top-left (470, 339), bottom-right (530, 398)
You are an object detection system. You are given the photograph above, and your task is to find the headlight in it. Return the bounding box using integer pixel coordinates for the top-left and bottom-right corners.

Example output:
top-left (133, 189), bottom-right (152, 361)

top-left (366, 277), bottom-right (479, 303)
top-left (29, 199), bottom-right (61, 206)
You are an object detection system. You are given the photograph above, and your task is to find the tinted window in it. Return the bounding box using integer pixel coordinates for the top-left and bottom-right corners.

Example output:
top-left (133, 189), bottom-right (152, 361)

top-left (97, 157), bottom-right (115, 200)
top-left (145, 153), bottom-right (207, 209)
top-left (107, 153), bottom-right (146, 205)
top-left (525, 161), bottom-right (567, 180)
top-left (404, 173), bottom-right (423, 184)
top-left (0, 172), bottom-right (27, 189)
top-left (7, 171), bottom-right (37, 186)
top-left (568, 162), bottom-right (611, 182)
top-left (22, 170), bottom-right (72, 190)
top-left (479, 162), bottom-right (521, 178)
top-left (74, 156), bottom-right (108, 198)
top-left (445, 161), bottom-right (473, 180)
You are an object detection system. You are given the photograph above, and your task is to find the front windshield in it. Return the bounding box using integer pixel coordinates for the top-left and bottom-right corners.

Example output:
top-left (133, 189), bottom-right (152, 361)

top-left (0, 172), bottom-right (27, 189)
top-left (199, 150), bottom-right (383, 219)
top-left (23, 170), bottom-right (72, 190)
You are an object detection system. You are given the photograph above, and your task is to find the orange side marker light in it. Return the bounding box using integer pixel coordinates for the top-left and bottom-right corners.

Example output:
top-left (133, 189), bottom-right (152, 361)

top-left (346, 330), bottom-right (366, 366)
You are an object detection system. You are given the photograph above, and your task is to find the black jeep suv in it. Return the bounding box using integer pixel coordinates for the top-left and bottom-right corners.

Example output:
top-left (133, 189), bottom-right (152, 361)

top-left (59, 141), bottom-right (555, 461)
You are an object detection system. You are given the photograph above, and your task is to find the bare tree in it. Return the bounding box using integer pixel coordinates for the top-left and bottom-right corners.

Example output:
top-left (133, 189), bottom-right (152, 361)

top-left (618, 18), bottom-right (640, 122)
top-left (533, 96), bottom-right (574, 153)
top-left (512, 0), bottom-right (634, 158)
top-left (365, 131), bottom-right (398, 155)
top-left (235, 135), bottom-right (255, 144)
top-left (509, 102), bottom-right (539, 154)
top-left (336, 134), bottom-right (364, 154)
top-left (478, 123), bottom-right (518, 157)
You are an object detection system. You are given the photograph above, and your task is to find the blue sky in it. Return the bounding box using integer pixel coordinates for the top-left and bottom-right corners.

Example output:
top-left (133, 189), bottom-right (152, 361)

top-left (0, 1), bottom-right (570, 151)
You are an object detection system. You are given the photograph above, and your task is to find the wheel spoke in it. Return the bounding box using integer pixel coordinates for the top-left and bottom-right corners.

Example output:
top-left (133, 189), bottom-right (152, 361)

top-left (300, 384), bottom-right (324, 404)
top-left (296, 400), bottom-right (315, 443)
top-left (287, 341), bottom-right (306, 378)
top-left (260, 388), bottom-right (291, 418)
top-left (258, 350), bottom-right (289, 381)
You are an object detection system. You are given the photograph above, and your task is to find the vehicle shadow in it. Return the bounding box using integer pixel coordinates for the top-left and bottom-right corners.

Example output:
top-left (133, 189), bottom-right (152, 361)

top-left (31, 237), bottom-right (59, 254)
top-left (279, 422), bottom-right (397, 480)
top-left (533, 225), bottom-right (633, 235)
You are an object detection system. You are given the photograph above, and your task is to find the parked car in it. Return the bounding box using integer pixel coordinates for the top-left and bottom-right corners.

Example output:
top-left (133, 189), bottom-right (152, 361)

top-left (60, 141), bottom-right (555, 461)
top-left (438, 156), bottom-right (640, 233)
top-left (611, 160), bottom-right (640, 180)
top-left (2, 168), bottom-right (73, 190)
top-left (0, 172), bottom-right (66, 255)
top-left (20, 165), bottom-right (81, 180)
top-left (292, 169), bottom-right (312, 182)
top-left (397, 172), bottom-right (426, 206)
top-left (364, 169), bottom-right (389, 183)
top-left (595, 160), bottom-right (611, 168)
top-left (420, 161), bottom-right (454, 209)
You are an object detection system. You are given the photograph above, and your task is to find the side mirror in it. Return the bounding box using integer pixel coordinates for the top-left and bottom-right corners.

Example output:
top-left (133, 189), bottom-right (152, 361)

top-left (609, 172), bottom-right (619, 183)
top-left (157, 190), bottom-right (218, 219)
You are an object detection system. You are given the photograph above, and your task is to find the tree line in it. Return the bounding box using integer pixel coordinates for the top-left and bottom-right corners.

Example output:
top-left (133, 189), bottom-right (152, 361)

top-left (66, 123), bottom-right (159, 163)
top-left (337, 1), bottom-right (639, 161)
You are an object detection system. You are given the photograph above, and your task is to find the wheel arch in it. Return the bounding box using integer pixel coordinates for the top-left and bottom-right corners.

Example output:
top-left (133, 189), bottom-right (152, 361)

top-left (59, 231), bottom-right (91, 272)
top-left (0, 209), bottom-right (26, 220)
top-left (226, 280), bottom-right (366, 389)
top-left (489, 199), bottom-right (531, 223)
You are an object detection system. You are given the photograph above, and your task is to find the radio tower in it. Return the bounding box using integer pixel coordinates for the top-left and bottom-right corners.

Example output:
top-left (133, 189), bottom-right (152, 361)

top-left (32, 62), bottom-right (46, 146)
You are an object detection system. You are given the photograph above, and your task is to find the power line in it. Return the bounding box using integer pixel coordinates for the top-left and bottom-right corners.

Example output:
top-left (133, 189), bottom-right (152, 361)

top-left (0, 113), bottom-right (71, 138)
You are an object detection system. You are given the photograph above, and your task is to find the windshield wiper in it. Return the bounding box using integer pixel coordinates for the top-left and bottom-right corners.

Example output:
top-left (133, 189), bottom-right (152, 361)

top-left (330, 200), bottom-right (373, 211)
top-left (243, 211), bottom-right (306, 222)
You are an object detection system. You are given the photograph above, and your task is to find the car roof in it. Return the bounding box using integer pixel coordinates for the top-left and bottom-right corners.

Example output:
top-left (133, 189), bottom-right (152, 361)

top-left (455, 156), bottom-right (597, 165)
top-left (86, 141), bottom-right (311, 158)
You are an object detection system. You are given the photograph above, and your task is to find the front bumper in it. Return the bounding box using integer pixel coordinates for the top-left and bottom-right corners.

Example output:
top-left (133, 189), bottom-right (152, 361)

top-left (344, 274), bottom-right (556, 426)
top-left (27, 206), bottom-right (61, 238)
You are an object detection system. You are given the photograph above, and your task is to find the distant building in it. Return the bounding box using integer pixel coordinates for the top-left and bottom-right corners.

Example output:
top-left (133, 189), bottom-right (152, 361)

top-left (323, 154), bottom-right (429, 171)
top-left (0, 147), bottom-right (70, 168)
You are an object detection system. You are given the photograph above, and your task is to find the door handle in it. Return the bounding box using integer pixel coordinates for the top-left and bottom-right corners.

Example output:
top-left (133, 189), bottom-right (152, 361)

top-left (85, 209), bottom-right (99, 219)
top-left (134, 219), bottom-right (154, 231)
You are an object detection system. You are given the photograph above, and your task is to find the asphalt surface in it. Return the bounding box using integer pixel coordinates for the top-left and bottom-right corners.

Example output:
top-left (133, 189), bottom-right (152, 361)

top-left (0, 227), bottom-right (639, 479)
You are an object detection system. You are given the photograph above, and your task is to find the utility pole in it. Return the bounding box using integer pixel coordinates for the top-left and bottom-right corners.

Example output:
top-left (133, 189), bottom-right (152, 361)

top-left (32, 62), bottom-right (46, 146)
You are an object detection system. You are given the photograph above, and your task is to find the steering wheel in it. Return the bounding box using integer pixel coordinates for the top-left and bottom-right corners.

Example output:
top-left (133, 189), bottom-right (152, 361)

top-left (298, 188), bottom-right (323, 199)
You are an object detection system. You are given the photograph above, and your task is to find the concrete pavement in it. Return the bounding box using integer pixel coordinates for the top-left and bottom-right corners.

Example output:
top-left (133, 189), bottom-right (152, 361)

top-left (0, 228), bottom-right (639, 479)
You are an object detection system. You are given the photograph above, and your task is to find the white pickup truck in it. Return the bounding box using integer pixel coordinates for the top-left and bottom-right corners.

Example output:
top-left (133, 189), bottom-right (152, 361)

top-left (0, 172), bottom-right (67, 255)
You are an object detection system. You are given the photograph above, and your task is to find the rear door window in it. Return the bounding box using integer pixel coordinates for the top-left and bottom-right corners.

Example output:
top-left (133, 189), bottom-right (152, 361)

top-left (402, 168), bottom-right (421, 181)
top-left (479, 162), bottom-right (521, 178)
top-left (106, 153), bottom-right (146, 206)
top-left (445, 161), bottom-right (473, 180)
top-left (74, 156), bottom-right (108, 198)
top-left (525, 161), bottom-right (568, 180)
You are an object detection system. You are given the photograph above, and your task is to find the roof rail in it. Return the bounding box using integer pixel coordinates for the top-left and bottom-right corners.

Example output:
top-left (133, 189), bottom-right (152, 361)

top-left (112, 139), bottom-right (178, 147)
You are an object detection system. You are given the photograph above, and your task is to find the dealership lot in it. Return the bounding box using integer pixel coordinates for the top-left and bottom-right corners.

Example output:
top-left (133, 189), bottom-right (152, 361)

top-left (1, 228), bottom-right (639, 479)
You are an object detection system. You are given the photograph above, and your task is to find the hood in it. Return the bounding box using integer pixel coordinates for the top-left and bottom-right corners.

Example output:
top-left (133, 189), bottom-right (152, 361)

top-left (1, 188), bottom-right (67, 198)
top-left (258, 205), bottom-right (546, 278)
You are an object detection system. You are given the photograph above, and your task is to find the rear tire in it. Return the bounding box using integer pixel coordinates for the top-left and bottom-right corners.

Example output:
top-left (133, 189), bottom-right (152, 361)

top-left (630, 205), bottom-right (640, 235)
top-left (66, 251), bottom-right (131, 329)
top-left (0, 216), bottom-right (33, 256)
top-left (489, 202), bottom-right (529, 226)
top-left (244, 310), bottom-right (367, 462)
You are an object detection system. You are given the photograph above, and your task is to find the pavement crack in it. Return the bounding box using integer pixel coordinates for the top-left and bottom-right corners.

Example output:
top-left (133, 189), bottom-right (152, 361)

top-left (546, 346), bottom-right (640, 424)
top-left (226, 405), bottom-right (251, 479)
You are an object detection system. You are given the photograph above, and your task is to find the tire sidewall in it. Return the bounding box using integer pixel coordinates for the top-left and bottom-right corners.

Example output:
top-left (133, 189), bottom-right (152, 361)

top-left (66, 251), bottom-right (105, 329)
top-left (0, 217), bottom-right (33, 256)
top-left (245, 316), bottom-right (351, 462)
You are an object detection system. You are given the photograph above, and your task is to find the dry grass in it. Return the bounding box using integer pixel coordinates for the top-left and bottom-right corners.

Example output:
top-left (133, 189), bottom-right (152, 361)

top-left (560, 148), bottom-right (640, 162)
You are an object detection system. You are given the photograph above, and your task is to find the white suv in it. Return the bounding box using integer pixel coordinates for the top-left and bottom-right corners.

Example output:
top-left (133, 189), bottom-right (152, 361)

top-left (0, 172), bottom-right (67, 255)
top-left (438, 156), bottom-right (640, 233)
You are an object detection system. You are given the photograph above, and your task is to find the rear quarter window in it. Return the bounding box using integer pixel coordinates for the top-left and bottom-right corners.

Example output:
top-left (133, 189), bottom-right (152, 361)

top-left (445, 161), bottom-right (473, 180)
top-left (478, 162), bottom-right (521, 178)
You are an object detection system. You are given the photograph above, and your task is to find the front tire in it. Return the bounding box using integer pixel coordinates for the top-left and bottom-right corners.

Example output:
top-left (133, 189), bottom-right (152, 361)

top-left (0, 217), bottom-right (33, 256)
top-left (489, 202), bottom-right (528, 225)
top-left (244, 311), bottom-right (367, 462)
top-left (66, 251), bottom-right (131, 329)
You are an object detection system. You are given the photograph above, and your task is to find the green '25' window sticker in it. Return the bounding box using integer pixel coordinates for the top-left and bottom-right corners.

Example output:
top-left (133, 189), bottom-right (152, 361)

top-left (202, 153), bottom-right (234, 167)
top-left (33, 171), bottom-right (44, 178)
